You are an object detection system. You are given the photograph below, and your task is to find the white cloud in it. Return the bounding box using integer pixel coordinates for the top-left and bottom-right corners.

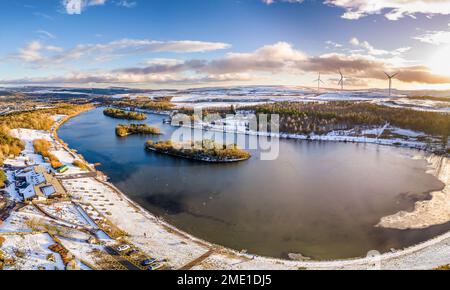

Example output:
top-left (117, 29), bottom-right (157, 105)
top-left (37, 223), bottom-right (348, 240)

top-left (262, 0), bottom-right (304, 4)
top-left (17, 41), bottom-right (44, 62)
top-left (325, 40), bottom-right (343, 48)
top-left (0, 71), bottom-right (251, 86)
top-left (115, 0), bottom-right (136, 8)
top-left (348, 37), bottom-right (410, 57)
top-left (414, 24), bottom-right (450, 45)
top-left (11, 39), bottom-right (231, 65)
top-left (325, 0), bottom-right (450, 20)
top-left (36, 30), bottom-right (56, 39)
top-left (62, 0), bottom-right (107, 15)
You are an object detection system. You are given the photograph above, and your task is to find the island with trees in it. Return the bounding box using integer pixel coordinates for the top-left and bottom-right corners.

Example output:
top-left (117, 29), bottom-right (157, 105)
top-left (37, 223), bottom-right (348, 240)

top-left (103, 108), bottom-right (147, 120)
top-left (116, 124), bottom-right (161, 137)
top-left (145, 140), bottom-right (251, 163)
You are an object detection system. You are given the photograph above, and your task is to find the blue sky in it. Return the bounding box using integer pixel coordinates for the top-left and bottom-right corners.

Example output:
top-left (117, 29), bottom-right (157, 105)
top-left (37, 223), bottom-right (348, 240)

top-left (1, 0), bottom-right (450, 89)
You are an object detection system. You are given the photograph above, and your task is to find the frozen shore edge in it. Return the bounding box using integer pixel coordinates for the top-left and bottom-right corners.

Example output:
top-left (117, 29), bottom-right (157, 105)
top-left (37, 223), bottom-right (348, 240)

top-left (377, 155), bottom-right (450, 230)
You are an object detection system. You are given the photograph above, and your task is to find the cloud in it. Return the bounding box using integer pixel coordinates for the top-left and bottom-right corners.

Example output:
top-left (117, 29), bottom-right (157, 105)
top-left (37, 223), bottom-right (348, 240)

top-left (14, 41), bottom-right (65, 63)
top-left (62, 0), bottom-right (107, 15)
top-left (300, 53), bottom-right (450, 84)
top-left (414, 24), bottom-right (450, 45)
top-left (3, 42), bottom-right (450, 86)
top-left (103, 42), bottom-right (450, 85)
top-left (325, 40), bottom-right (343, 48)
top-left (325, 0), bottom-right (450, 20)
top-left (262, 0), bottom-right (304, 4)
top-left (62, 0), bottom-right (136, 14)
top-left (115, 0), bottom-right (136, 8)
top-left (10, 39), bottom-right (231, 65)
top-left (0, 71), bottom-right (251, 86)
top-left (201, 42), bottom-right (307, 74)
top-left (36, 30), bottom-right (56, 39)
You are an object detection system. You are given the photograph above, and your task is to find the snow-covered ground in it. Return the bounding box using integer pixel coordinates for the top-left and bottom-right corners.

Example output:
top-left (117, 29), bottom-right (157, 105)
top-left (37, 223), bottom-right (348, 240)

top-left (0, 233), bottom-right (65, 270)
top-left (379, 98), bottom-right (450, 113)
top-left (178, 116), bottom-right (432, 152)
top-left (5, 127), bottom-right (88, 176)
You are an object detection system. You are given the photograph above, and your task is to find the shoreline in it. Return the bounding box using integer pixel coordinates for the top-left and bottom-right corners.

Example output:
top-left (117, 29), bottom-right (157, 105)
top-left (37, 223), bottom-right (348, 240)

top-left (52, 109), bottom-right (450, 269)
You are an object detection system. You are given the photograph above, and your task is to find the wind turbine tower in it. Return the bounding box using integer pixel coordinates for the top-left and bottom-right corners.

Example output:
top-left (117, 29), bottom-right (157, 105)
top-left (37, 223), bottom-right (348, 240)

top-left (314, 73), bottom-right (325, 94)
top-left (384, 72), bottom-right (398, 97)
top-left (338, 70), bottom-right (344, 91)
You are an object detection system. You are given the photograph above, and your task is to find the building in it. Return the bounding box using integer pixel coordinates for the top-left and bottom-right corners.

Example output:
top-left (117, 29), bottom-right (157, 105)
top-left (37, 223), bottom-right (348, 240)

top-left (15, 166), bottom-right (66, 201)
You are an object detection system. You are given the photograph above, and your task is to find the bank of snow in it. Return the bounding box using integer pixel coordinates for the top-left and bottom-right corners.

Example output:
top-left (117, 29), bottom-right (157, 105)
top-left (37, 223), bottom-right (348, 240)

top-left (377, 155), bottom-right (450, 230)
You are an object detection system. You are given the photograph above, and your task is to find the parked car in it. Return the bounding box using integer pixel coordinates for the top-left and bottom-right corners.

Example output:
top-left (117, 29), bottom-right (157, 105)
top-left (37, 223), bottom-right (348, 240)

top-left (141, 258), bottom-right (157, 266)
top-left (116, 244), bottom-right (131, 252)
top-left (126, 249), bottom-right (138, 257)
top-left (147, 262), bottom-right (165, 271)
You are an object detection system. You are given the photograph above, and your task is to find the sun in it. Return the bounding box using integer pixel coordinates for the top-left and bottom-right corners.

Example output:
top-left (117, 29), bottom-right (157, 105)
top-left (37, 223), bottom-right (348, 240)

top-left (426, 45), bottom-right (450, 76)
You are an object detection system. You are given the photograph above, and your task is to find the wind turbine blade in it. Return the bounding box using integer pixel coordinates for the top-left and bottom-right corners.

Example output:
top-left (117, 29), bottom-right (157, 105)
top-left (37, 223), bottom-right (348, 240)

top-left (391, 73), bottom-right (398, 78)
top-left (320, 80), bottom-right (325, 84)
top-left (384, 72), bottom-right (390, 78)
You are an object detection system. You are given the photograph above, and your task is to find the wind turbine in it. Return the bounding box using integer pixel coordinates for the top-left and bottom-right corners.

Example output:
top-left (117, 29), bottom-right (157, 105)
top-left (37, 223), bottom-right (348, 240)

top-left (314, 73), bottom-right (325, 93)
top-left (384, 72), bottom-right (398, 97)
top-left (338, 70), bottom-right (345, 91)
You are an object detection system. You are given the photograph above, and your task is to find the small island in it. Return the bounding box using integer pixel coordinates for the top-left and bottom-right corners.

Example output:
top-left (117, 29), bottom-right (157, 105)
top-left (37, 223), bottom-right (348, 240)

top-left (145, 140), bottom-right (251, 163)
top-left (116, 124), bottom-right (161, 137)
top-left (103, 108), bottom-right (147, 120)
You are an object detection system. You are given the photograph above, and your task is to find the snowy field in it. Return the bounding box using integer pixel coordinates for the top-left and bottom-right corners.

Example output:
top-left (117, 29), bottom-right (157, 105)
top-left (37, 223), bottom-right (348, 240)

top-left (6, 127), bottom-right (88, 176)
top-left (62, 177), bottom-right (210, 269)
top-left (0, 233), bottom-right (65, 270)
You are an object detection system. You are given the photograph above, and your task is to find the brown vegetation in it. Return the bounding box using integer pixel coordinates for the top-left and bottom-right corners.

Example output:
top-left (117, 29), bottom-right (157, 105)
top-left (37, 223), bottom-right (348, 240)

top-left (115, 124), bottom-right (161, 137)
top-left (103, 108), bottom-right (147, 120)
top-left (0, 170), bottom-right (7, 188)
top-left (112, 97), bottom-right (175, 112)
top-left (73, 160), bottom-right (88, 170)
top-left (33, 139), bottom-right (63, 169)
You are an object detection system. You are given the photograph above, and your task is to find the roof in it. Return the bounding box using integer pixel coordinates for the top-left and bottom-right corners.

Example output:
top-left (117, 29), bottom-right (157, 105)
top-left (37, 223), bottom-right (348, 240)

top-left (31, 173), bottom-right (46, 185)
top-left (40, 185), bottom-right (56, 197)
top-left (20, 184), bottom-right (36, 200)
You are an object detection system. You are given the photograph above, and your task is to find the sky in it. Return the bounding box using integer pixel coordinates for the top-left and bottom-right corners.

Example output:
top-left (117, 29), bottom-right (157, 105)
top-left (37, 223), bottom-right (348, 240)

top-left (1, 0), bottom-right (450, 90)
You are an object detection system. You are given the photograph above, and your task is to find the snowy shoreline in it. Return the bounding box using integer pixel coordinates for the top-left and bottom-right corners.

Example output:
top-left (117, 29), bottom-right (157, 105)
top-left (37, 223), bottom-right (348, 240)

top-left (377, 155), bottom-right (450, 230)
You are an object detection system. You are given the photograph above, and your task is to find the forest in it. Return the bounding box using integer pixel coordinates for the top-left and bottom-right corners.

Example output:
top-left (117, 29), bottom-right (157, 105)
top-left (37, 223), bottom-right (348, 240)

top-left (107, 96), bottom-right (175, 112)
top-left (103, 108), bottom-right (147, 120)
top-left (116, 124), bottom-right (161, 137)
top-left (252, 102), bottom-right (450, 140)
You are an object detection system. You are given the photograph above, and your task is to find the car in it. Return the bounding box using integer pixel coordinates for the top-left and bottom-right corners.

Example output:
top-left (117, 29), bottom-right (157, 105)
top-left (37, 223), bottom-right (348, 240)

top-left (147, 262), bottom-right (165, 271)
top-left (116, 245), bottom-right (131, 252)
top-left (126, 249), bottom-right (138, 257)
top-left (141, 258), bottom-right (157, 266)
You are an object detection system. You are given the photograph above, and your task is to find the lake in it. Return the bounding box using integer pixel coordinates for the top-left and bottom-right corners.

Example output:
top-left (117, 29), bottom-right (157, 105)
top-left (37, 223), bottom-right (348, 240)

top-left (58, 108), bottom-right (450, 260)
